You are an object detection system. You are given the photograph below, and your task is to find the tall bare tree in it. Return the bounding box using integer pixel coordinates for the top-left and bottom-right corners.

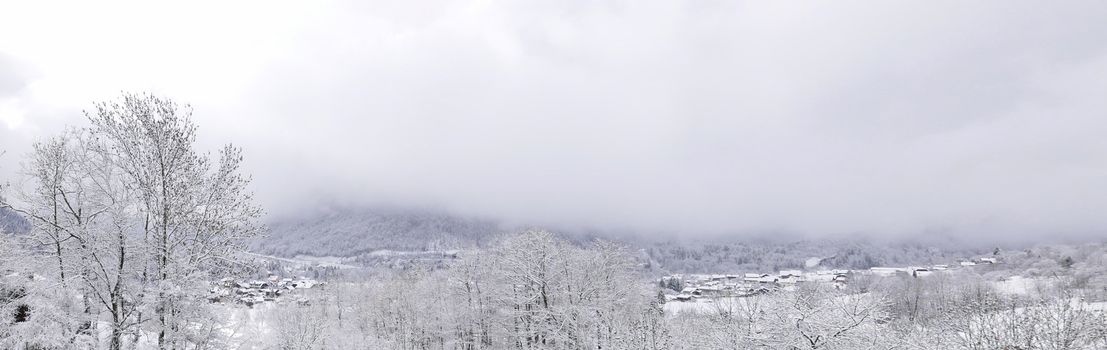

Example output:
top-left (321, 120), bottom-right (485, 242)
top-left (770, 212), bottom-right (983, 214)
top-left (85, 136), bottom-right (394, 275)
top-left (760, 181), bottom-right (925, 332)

top-left (1, 93), bottom-right (264, 349)
top-left (85, 92), bottom-right (264, 348)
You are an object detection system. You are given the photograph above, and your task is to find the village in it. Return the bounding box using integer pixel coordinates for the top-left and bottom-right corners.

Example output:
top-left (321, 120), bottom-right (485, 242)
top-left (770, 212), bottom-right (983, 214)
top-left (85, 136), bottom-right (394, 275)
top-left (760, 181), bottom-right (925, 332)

top-left (208, 275), bottom-right (324, 307)
top-left (661, 256), bottom-right (1002, 302)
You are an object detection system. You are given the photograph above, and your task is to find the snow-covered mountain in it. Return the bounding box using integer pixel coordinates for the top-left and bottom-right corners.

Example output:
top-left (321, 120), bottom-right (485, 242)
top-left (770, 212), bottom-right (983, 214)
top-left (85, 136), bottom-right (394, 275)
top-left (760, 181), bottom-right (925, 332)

top-left (251, 206), bottom-right (503, 257)
top-left (251, 205), bottom-right (987, 273)
top-left (0, 207), bottom-right (29, 235)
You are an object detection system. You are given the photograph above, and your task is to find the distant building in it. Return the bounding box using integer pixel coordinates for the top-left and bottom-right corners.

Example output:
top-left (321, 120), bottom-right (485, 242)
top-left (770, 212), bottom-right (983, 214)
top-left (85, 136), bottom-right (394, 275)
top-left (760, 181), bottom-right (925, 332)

top-left (870, 267), bottom-right (906, 276)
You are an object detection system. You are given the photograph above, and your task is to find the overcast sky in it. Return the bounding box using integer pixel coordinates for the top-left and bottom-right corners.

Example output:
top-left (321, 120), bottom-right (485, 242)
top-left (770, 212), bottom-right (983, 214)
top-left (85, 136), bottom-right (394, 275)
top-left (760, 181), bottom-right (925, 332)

top-left (3, 1), bottom-right (1107, 239)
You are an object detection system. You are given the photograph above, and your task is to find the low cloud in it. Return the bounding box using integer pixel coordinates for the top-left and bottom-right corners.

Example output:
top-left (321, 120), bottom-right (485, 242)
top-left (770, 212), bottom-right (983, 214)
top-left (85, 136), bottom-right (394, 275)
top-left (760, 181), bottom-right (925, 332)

top-left (3, 1), bottom-right (1107, 239)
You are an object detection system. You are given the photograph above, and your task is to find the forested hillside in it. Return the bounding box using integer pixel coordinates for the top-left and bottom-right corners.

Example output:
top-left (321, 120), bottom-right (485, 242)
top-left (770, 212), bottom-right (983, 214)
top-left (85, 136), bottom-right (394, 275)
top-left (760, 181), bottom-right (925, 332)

top-left (643, 238), bottom-right (989, 273)
top-left (254, 208), bottom-right (987, 273)
top-left (253, 207), bottom-right (503, 257)
top-left (0, 207), bottom-right (29, 235)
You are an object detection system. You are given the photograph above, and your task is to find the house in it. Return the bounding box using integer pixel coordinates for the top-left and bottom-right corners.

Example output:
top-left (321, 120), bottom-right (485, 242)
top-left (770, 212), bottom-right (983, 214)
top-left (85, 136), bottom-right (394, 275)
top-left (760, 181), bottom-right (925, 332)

top-left (960, 261), bottom-right (977, 267)
top-left (291, 278), bottom-right (320, 289)
top-left (980, 257), bottom-right (998, 264)
top-left (910, 267), bottom-right (933, 277)
top-left (777, 277), bottom-right (799, 285)
top-left (739, 287), bottom-right (771, 297)
top-left (869, 267), bottom-right (905, 276)
top-left (238, 295), bottom-right (265, 307)
top-left (696, 286), bottom-right (726, 297)
top-left (778, 270), bottom-right (803, 278)
top-left (744, 274), bottom-right (777, 284)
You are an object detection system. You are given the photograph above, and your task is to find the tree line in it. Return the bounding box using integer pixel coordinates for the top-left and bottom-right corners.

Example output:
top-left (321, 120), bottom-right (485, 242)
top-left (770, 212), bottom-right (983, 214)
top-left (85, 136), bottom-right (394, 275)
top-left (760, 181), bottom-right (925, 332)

top-left (266, 232), bottom-right (1107, 350)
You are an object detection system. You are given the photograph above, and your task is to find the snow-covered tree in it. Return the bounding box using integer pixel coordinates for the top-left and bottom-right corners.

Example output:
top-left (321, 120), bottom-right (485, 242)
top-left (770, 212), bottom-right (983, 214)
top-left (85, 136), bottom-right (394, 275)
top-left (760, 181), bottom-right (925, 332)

top-left (0, 93), bottom-right (264, 349)
top-left (84, 92), bottom-right (265, 348)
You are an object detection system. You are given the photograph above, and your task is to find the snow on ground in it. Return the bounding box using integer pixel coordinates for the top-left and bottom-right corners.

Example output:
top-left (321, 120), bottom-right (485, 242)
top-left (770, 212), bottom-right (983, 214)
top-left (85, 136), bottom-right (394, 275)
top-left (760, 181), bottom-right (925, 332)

top-left (367, 249), bottom-right (460, 256)
top-left (242, 251), bottom-right (358, 269)
top-left (664, 297), bottom-right (756, 316)
top-left (805, 257), bottom-right (824, 268)
top-left (92, 303), bottom-right (279, 349)
top-left (95, 321), bottom-right (156, 349)
top-left (290, 255), bottom-right (359, 269)
top-left (663, 298), bottom-right (716, 315)
top-left (993, 276), bottom-right (1039, 295)
top-left (1087, 301), bottom-right (1107, 311)
top-left (215, 302), bottom-right (280, 349)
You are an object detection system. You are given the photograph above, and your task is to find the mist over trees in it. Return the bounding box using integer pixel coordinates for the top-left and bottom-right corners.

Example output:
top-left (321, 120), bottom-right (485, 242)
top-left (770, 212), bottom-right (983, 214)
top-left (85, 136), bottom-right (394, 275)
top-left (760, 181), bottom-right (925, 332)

top-left (2, 96), bottom-right (1107, 350)
top-left (250, 208), bottom-right (988, 274)
top-left (0, 93), bottom-right (263, 349)
top-left (256, 207), bottom-right (500, 257)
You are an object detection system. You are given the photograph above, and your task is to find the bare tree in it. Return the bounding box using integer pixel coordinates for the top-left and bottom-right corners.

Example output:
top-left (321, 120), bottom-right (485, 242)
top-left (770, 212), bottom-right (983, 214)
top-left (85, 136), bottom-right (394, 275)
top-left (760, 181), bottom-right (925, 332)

top-left (0, 93), bottom-right (264, 349)
top-left (84, 92), bottom-right (264, 348)
top-left (0, 131), bottom-right (107, 345)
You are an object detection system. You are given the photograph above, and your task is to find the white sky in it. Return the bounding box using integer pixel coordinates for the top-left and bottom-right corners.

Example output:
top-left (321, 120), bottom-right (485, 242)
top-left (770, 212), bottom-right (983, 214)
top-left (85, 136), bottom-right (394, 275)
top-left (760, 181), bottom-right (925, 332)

top-left (3, 0), bottom-right (1107, 239)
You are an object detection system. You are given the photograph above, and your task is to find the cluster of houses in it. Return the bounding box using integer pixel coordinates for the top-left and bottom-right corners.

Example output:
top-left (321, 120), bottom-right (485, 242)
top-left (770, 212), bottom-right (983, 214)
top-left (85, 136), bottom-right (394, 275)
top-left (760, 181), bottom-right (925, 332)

top-left (663, 256), bottom-right (1002, 302)
top-left (663, 269), bottom-right (852, 302)
top-left (960, 257), bottom-right (999, 266)
top-left (208, 275), bottom-right (323, 307)
top-left (868, 257), bottom-right (1001, 278)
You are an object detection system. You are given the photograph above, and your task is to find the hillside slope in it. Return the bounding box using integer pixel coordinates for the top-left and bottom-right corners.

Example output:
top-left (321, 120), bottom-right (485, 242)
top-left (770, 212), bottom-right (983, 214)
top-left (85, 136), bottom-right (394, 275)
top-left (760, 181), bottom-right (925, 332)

top-left (0, 207), bottom-right (29, 235)
top-left (252, 207), bottom-right (989, 273)
top-left (252, 207), bottom-right (502, 257)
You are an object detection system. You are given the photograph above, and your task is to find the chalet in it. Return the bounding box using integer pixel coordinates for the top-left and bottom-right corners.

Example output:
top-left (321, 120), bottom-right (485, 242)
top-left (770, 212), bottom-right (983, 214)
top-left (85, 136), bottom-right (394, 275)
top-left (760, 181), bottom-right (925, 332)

top-left (910, 267), bottom-right (933, 277)
top-left (291, 278), bottom-right (320, 289)
top-left (870, 267), bottom-right (907, 277)
top-left (778, 270), bottom-right (803, 278)
top-left (741, 287), bottom-right (771, 296)
top-left (696, 286), bottom-right (726, 297)
top-left (744, 274), bottom-right (777, 284)
top-left (777, 274), bottom-right (804, 285)
top-left (238, 295), bottom-right (265, 307)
